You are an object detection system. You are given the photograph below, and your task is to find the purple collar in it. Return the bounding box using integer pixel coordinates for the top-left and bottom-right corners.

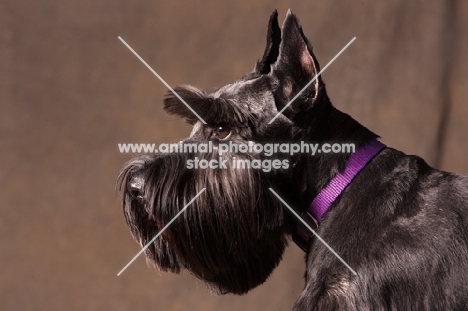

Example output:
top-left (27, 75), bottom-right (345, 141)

top-left (294, 140), bottom-right (386, 251)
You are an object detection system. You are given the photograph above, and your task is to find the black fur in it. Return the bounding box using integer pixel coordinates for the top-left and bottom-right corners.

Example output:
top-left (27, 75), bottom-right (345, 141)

top-left (118, 10), bottom-right (468, 310)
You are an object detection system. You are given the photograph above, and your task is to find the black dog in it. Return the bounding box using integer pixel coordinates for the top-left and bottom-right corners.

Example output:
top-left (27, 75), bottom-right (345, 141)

top-left (118, 10), bottom-right (468, 310)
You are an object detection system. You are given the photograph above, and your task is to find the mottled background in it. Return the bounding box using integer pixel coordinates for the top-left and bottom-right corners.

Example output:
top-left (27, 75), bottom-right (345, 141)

top-left (2, 0), bottom-right (468, 310)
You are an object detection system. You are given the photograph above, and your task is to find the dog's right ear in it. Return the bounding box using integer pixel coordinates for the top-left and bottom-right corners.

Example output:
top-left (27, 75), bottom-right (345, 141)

top-left (254, 10), bottom-right (281, 74)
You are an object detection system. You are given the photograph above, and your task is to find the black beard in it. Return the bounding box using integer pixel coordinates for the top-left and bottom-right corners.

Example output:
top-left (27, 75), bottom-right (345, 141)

top-left (118, 145), bottom-right (288, 294)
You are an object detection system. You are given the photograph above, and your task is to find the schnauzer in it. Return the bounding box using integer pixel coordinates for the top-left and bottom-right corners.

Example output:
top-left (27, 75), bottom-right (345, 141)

top-left (118, 10), bottom-right (468, 310)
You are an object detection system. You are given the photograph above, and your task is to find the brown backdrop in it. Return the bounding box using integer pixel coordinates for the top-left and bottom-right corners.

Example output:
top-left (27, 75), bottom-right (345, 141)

top-left (2, 0), bottom-right (468, 310)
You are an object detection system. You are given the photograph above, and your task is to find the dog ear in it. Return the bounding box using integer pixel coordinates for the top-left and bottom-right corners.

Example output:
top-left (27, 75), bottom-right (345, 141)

top-left (163, 85), bottom-right (249, 126)
top-left (255, 10), bottom-right (281, 74)
top-left (272, 10), bottom-right (325, 113)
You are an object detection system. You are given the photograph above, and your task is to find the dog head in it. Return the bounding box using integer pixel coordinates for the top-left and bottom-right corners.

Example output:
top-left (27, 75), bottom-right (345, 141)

top-left (118, 10), bottom-right (330, 295)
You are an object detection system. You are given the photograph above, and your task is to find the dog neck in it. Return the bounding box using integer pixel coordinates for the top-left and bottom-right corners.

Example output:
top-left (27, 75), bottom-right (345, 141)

top-left (293, 139), bottom-right (386, 251)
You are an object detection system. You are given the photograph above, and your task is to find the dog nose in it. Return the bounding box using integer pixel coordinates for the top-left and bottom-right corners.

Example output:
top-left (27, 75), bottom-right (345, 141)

top-left (127, 176), bottom-right (144, 200)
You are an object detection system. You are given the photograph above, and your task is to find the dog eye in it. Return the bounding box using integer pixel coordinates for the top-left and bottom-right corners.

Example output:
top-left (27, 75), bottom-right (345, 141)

top-left (213, 126), bottom-right (231, 139)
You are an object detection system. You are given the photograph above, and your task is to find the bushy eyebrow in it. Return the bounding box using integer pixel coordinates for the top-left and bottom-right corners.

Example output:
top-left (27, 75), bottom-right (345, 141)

top-left (164, 85), bottom-right (253, 127)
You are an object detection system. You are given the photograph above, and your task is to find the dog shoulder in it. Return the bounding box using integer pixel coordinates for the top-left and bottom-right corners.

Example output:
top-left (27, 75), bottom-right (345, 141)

top-left (293, 275), bottom-right (361, 311)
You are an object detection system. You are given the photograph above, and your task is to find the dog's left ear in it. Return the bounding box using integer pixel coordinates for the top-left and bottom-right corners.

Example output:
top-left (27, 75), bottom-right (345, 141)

top-left (272, 10), bottom-right (325, 113)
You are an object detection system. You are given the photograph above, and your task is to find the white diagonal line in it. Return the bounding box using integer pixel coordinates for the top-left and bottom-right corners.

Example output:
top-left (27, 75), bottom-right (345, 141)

top-left (117, 188), bottom-right (206, 276)
top-left (268, 37), bottom-right (356, 124)
top-left (118, 36), bottom-right (207, 124)
top-left (268, 188), bottom-right (357, 275)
